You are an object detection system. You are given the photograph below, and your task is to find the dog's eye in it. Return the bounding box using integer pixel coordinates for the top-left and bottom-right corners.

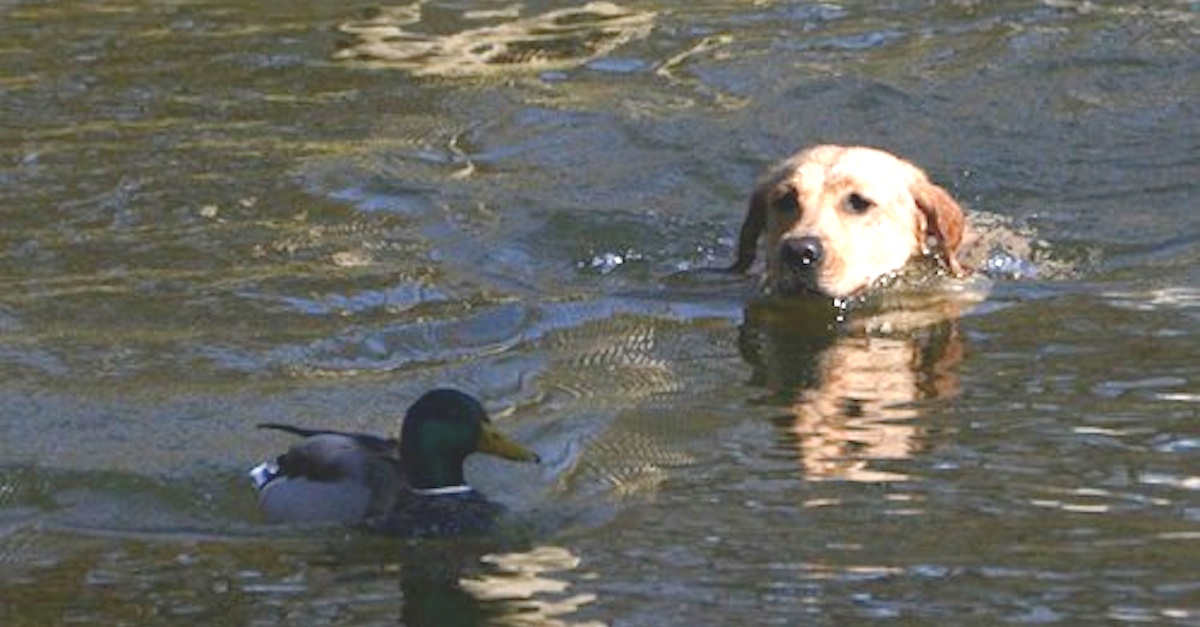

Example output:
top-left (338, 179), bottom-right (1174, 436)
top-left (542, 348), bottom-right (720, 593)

top-left (845, 192), bottom-right (874, 214)
top-left (773, 188), bottom-right (800, 214)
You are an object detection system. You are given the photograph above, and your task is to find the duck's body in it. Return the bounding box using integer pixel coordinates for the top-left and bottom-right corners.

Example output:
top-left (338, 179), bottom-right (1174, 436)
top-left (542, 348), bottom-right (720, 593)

top-left (250, 389), bottom-right (538, 536)
top-left (374, 488), bottom-right (504, 537)
top-left (252, 427), bottom-right (405, 526)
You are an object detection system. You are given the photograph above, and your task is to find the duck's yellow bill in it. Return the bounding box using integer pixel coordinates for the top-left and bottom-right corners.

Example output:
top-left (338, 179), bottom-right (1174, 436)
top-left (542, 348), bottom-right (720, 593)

top-left (477, 423), bottom-right (540, 463)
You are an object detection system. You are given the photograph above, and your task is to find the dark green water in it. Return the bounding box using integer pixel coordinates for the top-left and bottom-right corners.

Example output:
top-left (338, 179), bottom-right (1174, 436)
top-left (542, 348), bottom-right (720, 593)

top-left (2, 1), bottom-right (1197, 624)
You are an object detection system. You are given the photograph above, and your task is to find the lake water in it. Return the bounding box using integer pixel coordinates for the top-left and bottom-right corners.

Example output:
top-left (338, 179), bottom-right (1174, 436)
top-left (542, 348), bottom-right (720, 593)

top-left (1, 0), bottom-right (1197, 624)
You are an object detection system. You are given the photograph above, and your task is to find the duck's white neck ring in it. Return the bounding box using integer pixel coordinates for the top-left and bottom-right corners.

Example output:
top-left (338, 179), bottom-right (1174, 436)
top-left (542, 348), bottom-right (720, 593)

top-left (410, 485), bottom-right (473, 496)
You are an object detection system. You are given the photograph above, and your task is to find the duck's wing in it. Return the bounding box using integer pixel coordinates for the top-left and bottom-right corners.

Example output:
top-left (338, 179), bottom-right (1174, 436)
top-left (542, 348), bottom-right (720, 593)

top-left (254, 428), bottom-right (406, 525)
top-left (257, 423), bottom-right (397, 456)
top-left (256, 424), bottom-right (399, 482)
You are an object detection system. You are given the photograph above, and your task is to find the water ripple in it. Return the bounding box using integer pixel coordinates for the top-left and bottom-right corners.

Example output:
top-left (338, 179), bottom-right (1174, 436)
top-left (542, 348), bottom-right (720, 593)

top-left (335, 1), bottom-right (656, 77)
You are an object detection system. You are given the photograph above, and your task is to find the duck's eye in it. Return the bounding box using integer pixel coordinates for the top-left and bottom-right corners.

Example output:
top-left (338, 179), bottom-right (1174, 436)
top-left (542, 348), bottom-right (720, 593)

top-left (845, 192), bottom-right (874, 214)
top-left (773, 188), bottom-right (800, 214)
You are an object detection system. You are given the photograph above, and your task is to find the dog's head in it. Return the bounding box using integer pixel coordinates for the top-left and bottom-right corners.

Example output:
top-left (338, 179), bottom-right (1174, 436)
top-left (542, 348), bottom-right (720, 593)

top-left (730, 145), bottom-right (968, 299)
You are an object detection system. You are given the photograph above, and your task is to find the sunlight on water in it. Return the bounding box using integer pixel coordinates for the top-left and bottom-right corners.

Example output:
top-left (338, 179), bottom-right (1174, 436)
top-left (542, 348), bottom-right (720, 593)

top-left (460, 545), bottom-right (602, 626)
top-left (336, 1), bottom-right (655, 77)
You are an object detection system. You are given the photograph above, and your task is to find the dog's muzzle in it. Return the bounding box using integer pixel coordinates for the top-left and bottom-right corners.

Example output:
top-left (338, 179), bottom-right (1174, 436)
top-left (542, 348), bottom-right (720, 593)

top-left (780, 236), bottom-right (823, 269)
top-left (775, 236), bottom-right (825, 295)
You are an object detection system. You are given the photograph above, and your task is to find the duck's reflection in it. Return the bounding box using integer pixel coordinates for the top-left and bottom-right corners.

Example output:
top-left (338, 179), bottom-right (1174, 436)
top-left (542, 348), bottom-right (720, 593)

top-left (739, 294), bottom-right (969, 482)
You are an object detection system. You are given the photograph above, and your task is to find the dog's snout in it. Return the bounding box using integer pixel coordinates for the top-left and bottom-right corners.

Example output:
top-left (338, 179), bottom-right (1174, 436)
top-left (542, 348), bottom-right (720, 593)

top-left (780, 236), bottom-right (823, 268)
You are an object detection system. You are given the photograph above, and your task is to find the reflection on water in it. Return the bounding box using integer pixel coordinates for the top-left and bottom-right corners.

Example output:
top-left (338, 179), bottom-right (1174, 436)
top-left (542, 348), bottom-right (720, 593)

top-left (391, 541), bottom-right (597, 626)
top-left (0, 523), bottom-right (595, 626)
top-left (786, 331), bottom-right (956, 483)
top-left (740, 293), bottom-right (971, 483)
top-left (336, 1), bottom-right (655, 77)
top-left (461, 545), bottom-right (601, 626)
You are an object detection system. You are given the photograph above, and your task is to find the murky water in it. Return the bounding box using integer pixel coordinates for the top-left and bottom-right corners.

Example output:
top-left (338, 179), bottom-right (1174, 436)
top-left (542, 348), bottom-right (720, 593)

top-left (2, 0), bottom-right (1197, 624)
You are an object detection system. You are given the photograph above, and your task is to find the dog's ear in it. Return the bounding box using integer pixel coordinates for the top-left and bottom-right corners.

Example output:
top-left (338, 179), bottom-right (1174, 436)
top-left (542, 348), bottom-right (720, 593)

top-left (728, 184), bottom-right (769, 273)
top-left (912, 179), bottom-right (967, 276)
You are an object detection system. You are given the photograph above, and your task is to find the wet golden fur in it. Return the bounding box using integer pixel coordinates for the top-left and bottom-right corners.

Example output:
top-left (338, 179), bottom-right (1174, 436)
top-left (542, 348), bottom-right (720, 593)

top-left (731, 145), bottom-right (973, 299)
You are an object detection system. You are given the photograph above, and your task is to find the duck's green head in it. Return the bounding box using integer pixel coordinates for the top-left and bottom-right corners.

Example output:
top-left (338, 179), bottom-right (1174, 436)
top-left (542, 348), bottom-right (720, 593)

top-left (400, 389), bottom-right (540, 490)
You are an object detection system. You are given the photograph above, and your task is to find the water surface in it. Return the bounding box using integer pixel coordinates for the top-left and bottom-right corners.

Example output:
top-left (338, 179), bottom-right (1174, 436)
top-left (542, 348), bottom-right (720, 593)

top-left (1, 0), bottom-right (1197, 624)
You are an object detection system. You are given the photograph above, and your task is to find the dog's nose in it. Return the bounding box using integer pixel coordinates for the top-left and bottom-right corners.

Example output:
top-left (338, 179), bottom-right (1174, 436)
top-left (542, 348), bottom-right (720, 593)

top-left (780, 236), bottom-right (823, 268)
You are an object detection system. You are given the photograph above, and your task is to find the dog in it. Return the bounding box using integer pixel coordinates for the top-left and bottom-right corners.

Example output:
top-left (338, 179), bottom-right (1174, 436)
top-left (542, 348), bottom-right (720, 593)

top-left (729, 145), bottom-right (975, 299)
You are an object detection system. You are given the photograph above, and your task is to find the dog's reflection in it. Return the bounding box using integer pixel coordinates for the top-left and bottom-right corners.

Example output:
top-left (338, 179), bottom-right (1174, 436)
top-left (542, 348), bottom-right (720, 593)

top-left (738, 298), bottom-right (965, 482)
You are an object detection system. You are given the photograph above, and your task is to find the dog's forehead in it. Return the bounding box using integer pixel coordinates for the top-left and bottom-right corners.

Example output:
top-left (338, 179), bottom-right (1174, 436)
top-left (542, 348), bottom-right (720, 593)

top-left (788, 146), bottom-right (921, 197)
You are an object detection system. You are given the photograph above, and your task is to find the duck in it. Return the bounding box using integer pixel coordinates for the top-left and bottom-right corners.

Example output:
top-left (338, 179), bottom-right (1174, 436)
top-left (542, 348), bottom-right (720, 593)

top-left (249, 388), bottom-right (540, 536)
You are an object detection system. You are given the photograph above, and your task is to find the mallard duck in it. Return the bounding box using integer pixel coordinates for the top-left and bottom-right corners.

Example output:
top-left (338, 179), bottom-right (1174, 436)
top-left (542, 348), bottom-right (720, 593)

top-left (250, 388), bottom-right (540, 536)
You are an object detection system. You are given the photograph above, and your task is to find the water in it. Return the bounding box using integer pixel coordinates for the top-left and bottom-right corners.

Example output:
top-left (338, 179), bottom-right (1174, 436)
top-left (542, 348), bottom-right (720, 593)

top-left (2, 0), bottom-right (1197, 624)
